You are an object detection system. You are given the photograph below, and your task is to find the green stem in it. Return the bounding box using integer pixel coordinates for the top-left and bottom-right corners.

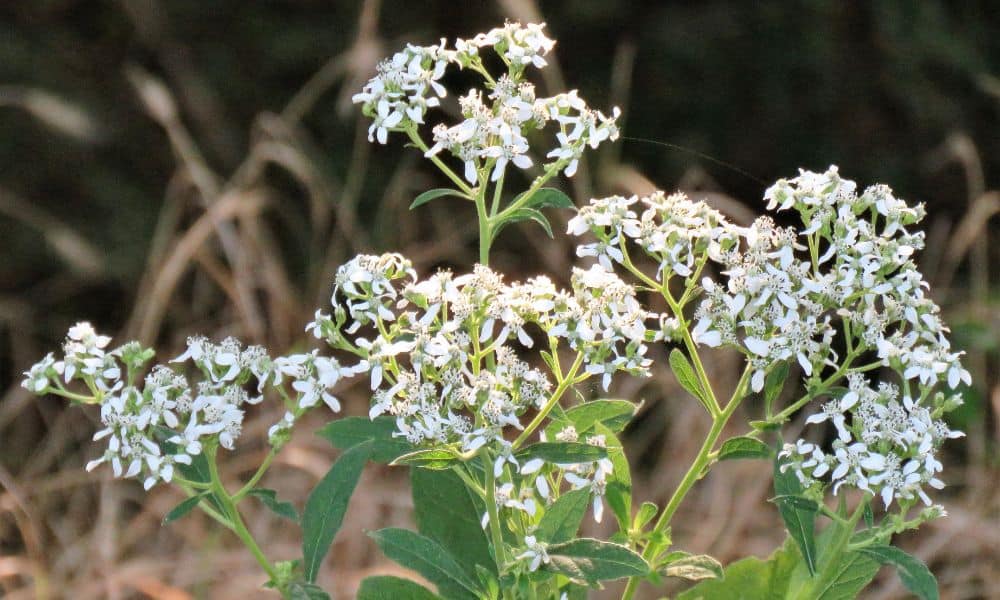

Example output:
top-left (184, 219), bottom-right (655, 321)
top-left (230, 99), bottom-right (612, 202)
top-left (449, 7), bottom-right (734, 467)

top-left (512, 352), bottom-right (585, 450)
top-left (793, 500), bottom-right (867, 600)
top-left (475, 168), bottom-right (491, 265)
top-left (483, 452), bottom-right (508, 570)
top-left (405, 129), bottom-right (475, 197)
top-left (233, 448), bottom-right (277, 501)
top-left (206, 446), bottom-right (278, 582)
top-left (493, 168), bottom-right (559, 221)
top-left (621, 368), bottom-right (751, 600)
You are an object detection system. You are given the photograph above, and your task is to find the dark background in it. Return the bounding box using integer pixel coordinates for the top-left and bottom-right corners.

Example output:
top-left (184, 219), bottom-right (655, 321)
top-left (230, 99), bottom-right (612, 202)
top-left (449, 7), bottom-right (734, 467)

top-left (1, 1), bottom-right (997, 598)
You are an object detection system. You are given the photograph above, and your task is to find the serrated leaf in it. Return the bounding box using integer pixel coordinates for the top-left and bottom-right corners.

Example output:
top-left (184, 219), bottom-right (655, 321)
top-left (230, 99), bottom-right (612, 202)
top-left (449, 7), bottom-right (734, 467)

top-left (669, 349), bottom-right (709, 411)
top-left (563, 399), bottom-right (638, 433)
top-left (774, 456), bottom-right (817, 575)
top-left (515, 442), bottom-right (607, 464)
top-left (662, 554), bottom-right (724, 582)
top-left (412, 468), bottom-right (494, 579)
top-left (248, 488), bottom-right (298, 523)
top-left (357, 575), bottom-right (441, 600)
top-left (391, 447), bottom-right (460, 470)
top-left (718, 436), bottom-right (773, 461)
top-left (858, 545), bottom-right (938, 600)
top-left (519, 187), bottom-right (574, 209)
top-left (369, 528), bottom-right (480, 600)
top-left (677, 541), bottom-right (797, 600)
top-left (492, 207), bottom-right (554, 241)
top-left (163, 493), bottom-right (206, 524)
top-left (317, 416), bottom-right (413, 463)
top-left (410, 188), bottom-right (468, 210)
top-left (285, 581), bottom-right (331, 600)
top-left (544, 538), bottom-right (649, 584)
top-left (536, 488), bottom-right (590, 544)
top-left (302, 441), bottom-right (371, 582)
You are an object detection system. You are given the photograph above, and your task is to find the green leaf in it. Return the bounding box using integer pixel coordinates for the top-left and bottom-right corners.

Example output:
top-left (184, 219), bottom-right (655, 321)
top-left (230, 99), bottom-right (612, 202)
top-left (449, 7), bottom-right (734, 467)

top-left (163, 493), bottom-right (206, 524)
top-left (369, 528), bottom-right (480, 600)
top-left (787, 523), bottom-right (881, 600)
top-left (770, 494), bottom-right (821, 513)
top-left (410, 188), bottom-right (468, 210)
top-left (301, 441), bottom-right (372, 582)
top-left (633, 501), bottom-right (658, 529)
top-left (661, 553), bottom-right (724, 582)
top-left (677, 542), bottom-right (798, 600)
top-left (763, 361), bottom-right (789, 415)
top-left (357, 575), bottom-right (442, 600)
top-left (536, 488), bottom-right (590, 544)
top-left (544, 538), bottom-right (649, 584)
top-left (492, 207), bottom-right (554, 241)
top-left (669, 349), bottom-right (709, 411)
top-left (285, 581), bottom-right (332, 600)
top-left (317, 416), bottom-right (413, 463)
top-left (562, 399), bottom-right (638, 434)
top-left (858, 545), bottom-right (939, 600)
top-left (515, 442), bottom-right (607, 464)
top-left (248, 488), bottom-right (299, 523)
top-left (519, 187), bottom-right (574, 210)
top-left (774, 456), bottom-right (817, 575)
top-left (412, 468), bottom-right (494, 579)
top-left (718, 436), bottom-right (773, 461)
top-left (391, 447), bottom-right (460, 470)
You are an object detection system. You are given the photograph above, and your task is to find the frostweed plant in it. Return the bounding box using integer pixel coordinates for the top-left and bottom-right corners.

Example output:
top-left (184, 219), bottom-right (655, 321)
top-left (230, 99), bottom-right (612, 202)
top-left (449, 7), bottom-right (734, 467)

top-left (24, 22), bottom-right (967, 600)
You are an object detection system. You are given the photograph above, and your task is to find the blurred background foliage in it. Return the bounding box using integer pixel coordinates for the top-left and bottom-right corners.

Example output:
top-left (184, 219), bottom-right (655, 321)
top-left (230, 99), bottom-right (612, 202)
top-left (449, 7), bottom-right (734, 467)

top-left (1, 1), bottom-right (997, 598)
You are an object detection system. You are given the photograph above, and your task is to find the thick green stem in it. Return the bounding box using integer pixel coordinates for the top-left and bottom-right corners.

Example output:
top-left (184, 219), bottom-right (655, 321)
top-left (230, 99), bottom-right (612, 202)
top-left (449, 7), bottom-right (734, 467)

top-left (621, 368), bottom-right (751, 600)
top-left (233, 448), bottom-right (277, 501)
top-left (512, 352), bottom-right (585, 449)
top-left (206, 446), bottom-right (278, 583)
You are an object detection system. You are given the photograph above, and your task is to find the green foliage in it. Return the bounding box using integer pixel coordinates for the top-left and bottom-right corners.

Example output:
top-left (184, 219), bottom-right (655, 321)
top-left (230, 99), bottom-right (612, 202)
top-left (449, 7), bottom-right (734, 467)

top-left (317, 416), bottom-right (413, 463)
top-left (535, 488), bottom-right (590, 544)
top-left (369, 528), bottom-right (481, 600)
top-left (773, 456), bottom-right (817, 575)
top-left (543, 538), bottom-right (649, 585)
top-left (163, 493), bottom-right (207, 524)
top-left (514, 442), bottom-right (607, 464)
top-left (248, 488), bottom-right (299, 522)
top-left (301, 441), bottom-right (372, 582)
top-left (677, 542), bottom-right (798, 600)
top-left (412, 468), bottom-right (495, 578)
top-left (284, 581), bottom-right (331, 600)
top-left (660, 553), bottom-right (724, 582)
top-left (357, 576), bottom-right (441, 600)
top-left (391, 447), bottom-right (461, 470)
top-left (410, 188), bottom-right (469, 209)
top-left (858, 545), bottom-right (939, 600)
top-left (669, 349), bottom-right (710, 412)
top-left (717, 436), bottom-right (773, 461)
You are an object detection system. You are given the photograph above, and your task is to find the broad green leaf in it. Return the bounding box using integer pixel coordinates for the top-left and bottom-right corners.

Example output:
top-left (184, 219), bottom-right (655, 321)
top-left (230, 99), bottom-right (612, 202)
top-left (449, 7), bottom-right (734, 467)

top-left (536, 488), bottom-right (590, 544)
top-left (369, 528), bottom-right (480, 600)
top-left (412, 468), bottom-right (494, 578)
top-left (858, 545), bottom-right (938, 600)
top-left (677, 541), bottom-right (798, 600)
top-left (285, 581), bottom-right (331, 600)
top-left (410, 188), bottom-right (468, 210)
top-left (357, 575), bottom-right (442, 600)
top-left (595, 423), bottom-right (631, 531)
top-left (519, 187), bottom-right (574, 210)
top-left (774, 456), bottom-right (817, 575)
top-left (492, 207), bottom-right (554, 241)
top-left (862, 501), bottom-right (874, 528)
top-left (787, 524), bottom-right (881, 600)
top-left (515, 442), bottom-right (607, 464)
top-left (661, 553), bottom-right (724, 582)
top-left (302, 441), bottom-right (372, 582)
top-left (718, 436), bottom-right (773, 461)
top-left (770, 494), bottom-right (821, 513)
top-left (545, 538), bottom-right (648, 584)
top-left (317, 416), bottom-right (413, 463)
top-left (562, 399), bottom-right (638, 434)
top-left (633, 501), bottom-right (658, 529)
top-left (163, 493), bottom-right (206, 524)
top-left (669, 349), bottom-right (709, 411)
top-left (248, 488), bottom-right (298, 523)
top-left (391, 447), bottom-right (460, 470)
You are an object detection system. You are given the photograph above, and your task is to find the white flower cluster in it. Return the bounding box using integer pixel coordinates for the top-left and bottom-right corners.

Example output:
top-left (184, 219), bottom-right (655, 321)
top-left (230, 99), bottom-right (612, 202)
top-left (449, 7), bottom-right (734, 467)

top-left (23, 323), bottom-right (352, 489)
top-left (308, 253), bottom-right (656, 525)
top-left (573, 167), bottom-right (967, 511)
top-left (353, 22), bottom-right (620, 180)
top-left (781, 373), bottom-right (964, 509)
